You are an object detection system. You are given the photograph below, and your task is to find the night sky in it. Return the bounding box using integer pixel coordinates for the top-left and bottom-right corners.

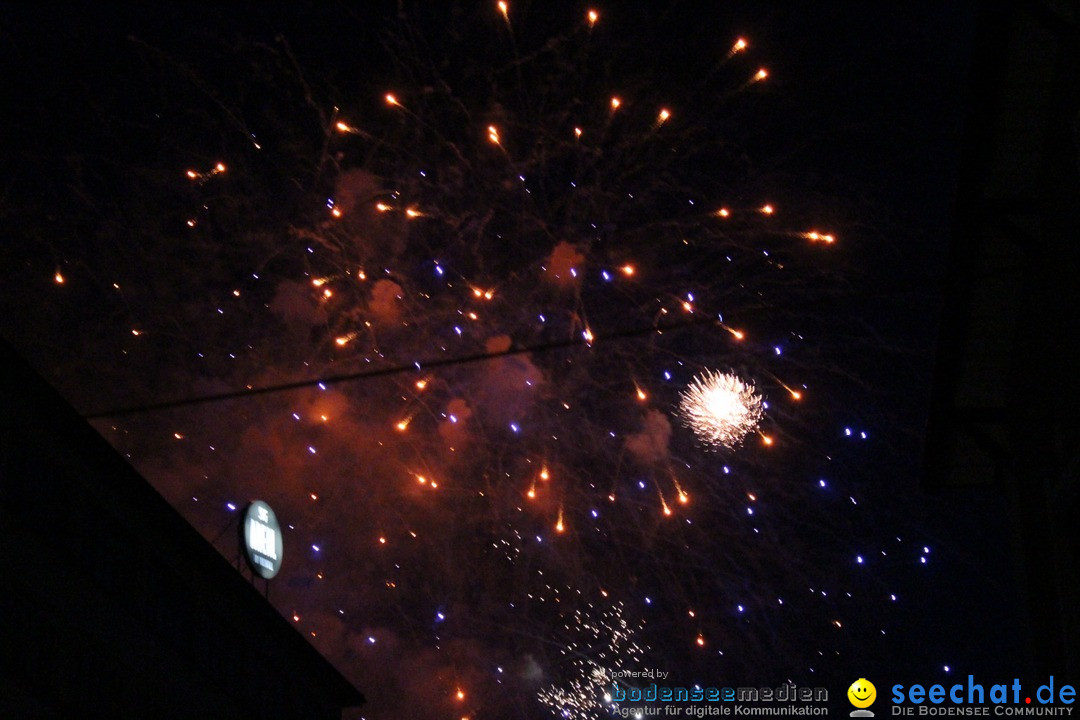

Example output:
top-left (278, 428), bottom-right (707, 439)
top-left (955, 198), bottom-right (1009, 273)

top-left (1, 2), bottom-right (1033, 718)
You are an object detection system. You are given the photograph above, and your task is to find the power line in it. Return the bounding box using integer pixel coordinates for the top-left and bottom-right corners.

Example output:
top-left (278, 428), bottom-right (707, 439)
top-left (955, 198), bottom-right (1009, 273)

top-left (85, 315), bottom-right (722, 419)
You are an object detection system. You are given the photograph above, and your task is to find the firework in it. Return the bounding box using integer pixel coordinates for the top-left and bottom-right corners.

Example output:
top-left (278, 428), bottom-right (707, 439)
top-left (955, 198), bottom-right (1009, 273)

top-left (0, 4), bottom-right (920, 719)
top-left (537, 601), bottom-right (648, 720)
top-left (677, 371), bottom-right (764, 449)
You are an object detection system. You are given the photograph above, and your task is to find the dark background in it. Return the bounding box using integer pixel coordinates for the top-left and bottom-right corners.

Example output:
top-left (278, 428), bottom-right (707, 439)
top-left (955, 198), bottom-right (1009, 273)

top-left (3, 1), bottom-right (1057, 715)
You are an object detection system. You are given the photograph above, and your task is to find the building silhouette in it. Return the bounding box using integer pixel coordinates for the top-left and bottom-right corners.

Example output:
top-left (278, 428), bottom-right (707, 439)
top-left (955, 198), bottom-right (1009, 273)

top-left (0, 340), bottom-right (364, 718)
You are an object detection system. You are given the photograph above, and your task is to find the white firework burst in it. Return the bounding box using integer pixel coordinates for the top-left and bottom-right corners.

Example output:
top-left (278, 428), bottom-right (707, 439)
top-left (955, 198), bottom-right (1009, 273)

top-left (537, 601), bottom-right (647, 720)
top-left (677, 370), bottom-right (764, 449)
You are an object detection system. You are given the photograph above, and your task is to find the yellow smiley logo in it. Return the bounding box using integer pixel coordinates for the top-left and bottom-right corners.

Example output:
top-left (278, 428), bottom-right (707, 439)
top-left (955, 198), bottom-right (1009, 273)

top-left (848, 678), bottom-right (876, 708)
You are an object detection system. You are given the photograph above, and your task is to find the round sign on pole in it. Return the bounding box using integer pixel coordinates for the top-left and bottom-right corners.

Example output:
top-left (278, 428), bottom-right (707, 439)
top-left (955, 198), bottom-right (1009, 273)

top-left (240, 500), bottom-right (283, 580)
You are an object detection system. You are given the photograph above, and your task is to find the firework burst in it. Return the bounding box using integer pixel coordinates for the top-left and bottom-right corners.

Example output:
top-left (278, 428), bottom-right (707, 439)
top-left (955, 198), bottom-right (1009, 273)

top-left (537, 601), bottom-right (647, 720)
top-left (0, 4), bottom-right (918, 719)
top-left (677, 370), bottom-right (764, 449)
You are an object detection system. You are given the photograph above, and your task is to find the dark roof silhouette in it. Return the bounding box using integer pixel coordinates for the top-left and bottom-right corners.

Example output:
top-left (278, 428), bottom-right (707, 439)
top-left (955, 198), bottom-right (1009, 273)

top-left (0, 339), bottom-right (364, 718)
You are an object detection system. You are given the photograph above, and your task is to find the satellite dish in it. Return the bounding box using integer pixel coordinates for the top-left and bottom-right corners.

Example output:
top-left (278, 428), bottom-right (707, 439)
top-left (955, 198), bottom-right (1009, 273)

top-left (240, 500), bottom-right (283, 580)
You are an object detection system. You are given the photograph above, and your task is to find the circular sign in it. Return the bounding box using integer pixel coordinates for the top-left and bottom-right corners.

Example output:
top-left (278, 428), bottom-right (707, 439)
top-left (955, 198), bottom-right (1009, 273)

top-left (240, 500), bottom-right (284, 579)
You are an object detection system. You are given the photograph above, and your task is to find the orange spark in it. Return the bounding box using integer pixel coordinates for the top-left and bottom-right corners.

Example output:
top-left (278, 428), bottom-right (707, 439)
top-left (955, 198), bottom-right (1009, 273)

top-left (719, 324), bottom-right (745, 341)
top-left (673, 477), bottom-right (690, 504)
top-left (805, 231), bottom-right (836, 244)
